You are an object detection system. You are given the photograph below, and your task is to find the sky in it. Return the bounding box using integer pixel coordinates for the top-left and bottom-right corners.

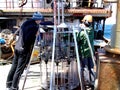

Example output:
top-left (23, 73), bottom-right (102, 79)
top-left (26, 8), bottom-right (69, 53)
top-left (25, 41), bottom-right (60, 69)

top-left (105, 3), bottom-right (117, 25)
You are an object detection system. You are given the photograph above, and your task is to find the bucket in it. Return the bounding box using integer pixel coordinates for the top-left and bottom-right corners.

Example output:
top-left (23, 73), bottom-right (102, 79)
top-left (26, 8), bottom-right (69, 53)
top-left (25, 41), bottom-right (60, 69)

top-left (32, 46), bottom-right (40, 61)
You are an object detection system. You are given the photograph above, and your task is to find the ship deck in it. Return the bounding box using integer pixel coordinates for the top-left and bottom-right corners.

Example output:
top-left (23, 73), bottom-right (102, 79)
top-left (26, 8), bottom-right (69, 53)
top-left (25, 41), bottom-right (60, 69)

top-left (0, 48), bottom-right (120, 90)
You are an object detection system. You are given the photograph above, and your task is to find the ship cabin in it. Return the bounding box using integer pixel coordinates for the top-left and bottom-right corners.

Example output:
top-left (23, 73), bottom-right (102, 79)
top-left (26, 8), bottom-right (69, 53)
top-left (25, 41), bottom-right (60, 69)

top-left (0, 0), bottom-right (114, 33)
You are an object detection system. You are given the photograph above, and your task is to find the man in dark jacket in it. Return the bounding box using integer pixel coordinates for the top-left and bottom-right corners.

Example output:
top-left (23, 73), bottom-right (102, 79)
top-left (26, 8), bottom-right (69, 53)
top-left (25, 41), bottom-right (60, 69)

top-left (6, 12), bottom-right (44, 90)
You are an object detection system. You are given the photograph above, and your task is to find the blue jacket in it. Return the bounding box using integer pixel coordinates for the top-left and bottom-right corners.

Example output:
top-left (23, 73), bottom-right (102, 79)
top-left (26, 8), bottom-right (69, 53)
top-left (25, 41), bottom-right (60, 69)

top-left (15, 19), bottom-right (39, 52)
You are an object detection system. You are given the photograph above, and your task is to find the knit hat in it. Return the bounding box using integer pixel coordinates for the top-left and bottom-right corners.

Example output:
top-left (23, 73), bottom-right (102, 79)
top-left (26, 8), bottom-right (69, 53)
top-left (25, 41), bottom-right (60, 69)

top-left (32, 12), bottom-right (44, 20)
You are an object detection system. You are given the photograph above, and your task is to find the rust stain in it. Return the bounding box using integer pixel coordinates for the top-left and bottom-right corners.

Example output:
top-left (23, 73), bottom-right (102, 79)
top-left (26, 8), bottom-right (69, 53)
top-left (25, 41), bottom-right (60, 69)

top-left (98, 62), bottom-right (120, 90)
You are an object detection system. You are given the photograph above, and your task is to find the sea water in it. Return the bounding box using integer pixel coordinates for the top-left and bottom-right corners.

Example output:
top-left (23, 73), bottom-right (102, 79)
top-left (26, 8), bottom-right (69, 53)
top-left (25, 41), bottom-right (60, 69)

top-left (104, 24), bottom-right (113, 39)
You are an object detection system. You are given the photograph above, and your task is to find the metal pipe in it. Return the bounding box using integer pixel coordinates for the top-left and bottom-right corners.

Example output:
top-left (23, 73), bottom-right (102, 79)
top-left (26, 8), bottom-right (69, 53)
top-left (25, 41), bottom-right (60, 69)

top-left (39, 59), bottom-right (42, 86)
top-left (22, 34), bottom-right (39, 90)
top-left (56, 62), bottom-right (59, 90)
top-left (6, 0), bottom-right (7, 9)
top-left (38, 29), bottom-right (42, 86)
top-left (58, 0), bottom-right (60, 24)
top-left (62, 0), bottom-right (64, 23)
top-left (50, 0), bottom-right (57, 90)
top-left (72, 26), bottom-right (84, 90)
top-left (31, 0), bottom-right (33, 8)
top-left (83, 28), bottom-right (96, 69)
top-left (102, 18), bottom-right (106, 36)
top-left (12, 0), bottom-right (14, 8)
top-left (94, 52), bottom-right (100, 90)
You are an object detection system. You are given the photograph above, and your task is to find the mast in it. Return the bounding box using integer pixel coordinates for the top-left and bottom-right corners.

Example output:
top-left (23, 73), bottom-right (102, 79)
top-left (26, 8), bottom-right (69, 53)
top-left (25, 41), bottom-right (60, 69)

top-left (112, 0), bottom-right (120, 49)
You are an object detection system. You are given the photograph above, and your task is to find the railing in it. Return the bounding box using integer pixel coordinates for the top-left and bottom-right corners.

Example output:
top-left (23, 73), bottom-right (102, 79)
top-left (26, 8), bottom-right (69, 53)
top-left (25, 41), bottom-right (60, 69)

top-left (0, 0), bottom-right (44, 9)
top-left (0, 0), bottom-right (108, 10)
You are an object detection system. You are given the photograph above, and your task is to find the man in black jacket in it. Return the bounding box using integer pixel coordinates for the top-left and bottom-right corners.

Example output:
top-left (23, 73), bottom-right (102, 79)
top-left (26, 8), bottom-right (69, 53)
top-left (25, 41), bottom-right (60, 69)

top-left (6, 12), bottom-right (44, 90)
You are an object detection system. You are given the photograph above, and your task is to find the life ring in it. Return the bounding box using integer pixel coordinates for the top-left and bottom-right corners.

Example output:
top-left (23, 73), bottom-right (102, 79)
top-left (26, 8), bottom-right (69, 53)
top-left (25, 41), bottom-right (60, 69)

top-left (104, 45), bottom-right (120, 55)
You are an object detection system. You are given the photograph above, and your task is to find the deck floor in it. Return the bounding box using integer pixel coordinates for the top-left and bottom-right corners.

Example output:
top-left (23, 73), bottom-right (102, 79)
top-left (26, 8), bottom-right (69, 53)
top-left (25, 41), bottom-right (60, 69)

top-left (0, 60), bottom-right (79, 90)
top-left (0, 48), bottom-right (120, 90)
top-left (0, 64), bottom-right (43, 90)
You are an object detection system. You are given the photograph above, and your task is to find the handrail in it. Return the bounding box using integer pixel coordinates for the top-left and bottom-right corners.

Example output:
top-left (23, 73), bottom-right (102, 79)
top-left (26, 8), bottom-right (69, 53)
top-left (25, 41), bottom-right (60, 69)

top-left (0, 0), bottom-right (112, 10)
